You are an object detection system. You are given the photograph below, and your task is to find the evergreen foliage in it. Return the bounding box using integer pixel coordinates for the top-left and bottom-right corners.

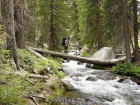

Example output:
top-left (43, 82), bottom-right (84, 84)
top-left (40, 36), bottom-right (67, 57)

top-left (25, 0), bottom-right (38, 45)
top-left (76, 0), bottom-right (99, 46)
top-left (37, 0), bottom-right (71, 50)
top-left (103, 0), bottom-right (133, 47)
top-left (69, 0), bottom-right (79, 38)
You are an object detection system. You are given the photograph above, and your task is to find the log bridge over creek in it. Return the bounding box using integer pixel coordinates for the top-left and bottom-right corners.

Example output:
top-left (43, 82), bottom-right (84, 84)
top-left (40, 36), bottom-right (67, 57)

top-left (30, 47), bottom-right (126, 66)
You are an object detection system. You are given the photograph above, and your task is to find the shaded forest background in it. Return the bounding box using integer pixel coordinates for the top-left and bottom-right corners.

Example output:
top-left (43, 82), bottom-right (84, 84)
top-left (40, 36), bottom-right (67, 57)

top-left (0, 0), bottom-right (140, 69)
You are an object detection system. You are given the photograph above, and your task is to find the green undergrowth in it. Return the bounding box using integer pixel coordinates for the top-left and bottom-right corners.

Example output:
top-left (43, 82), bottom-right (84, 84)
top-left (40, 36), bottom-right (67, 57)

top-left (0, 49), bottom-right (66, 104)
top-left (17, 49), bottom-right (66, 78)
top-left (0, 50), bottom-right (12, 71)
top-left (112, 62), bottom-right (140, 78)
top-left (0, 72), bottom-right (42, 105)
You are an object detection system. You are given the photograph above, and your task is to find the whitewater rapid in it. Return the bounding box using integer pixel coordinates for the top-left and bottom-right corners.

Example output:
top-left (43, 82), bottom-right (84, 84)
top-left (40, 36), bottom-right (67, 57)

top-left (62, 51), bottom-right (140, 105)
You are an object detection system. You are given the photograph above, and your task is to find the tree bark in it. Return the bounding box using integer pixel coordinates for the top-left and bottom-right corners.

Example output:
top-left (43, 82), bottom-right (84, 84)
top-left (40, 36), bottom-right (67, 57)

top-left (14, 0), bottom-right (25, 49)
top-left (49, 0), bottom-right (55, 51)
top-left (122, 0), bottom-right (131, 63)
top-left (31, 47), bottom-right (126, 66)
top-left (5, 0), bottom-right (20, 70)
top-left (133, 0), bottom-right (139, 61)
top-left (97, 0), bottom-right (103, 50)
top-left (0, 0), bottom-right (2, 23)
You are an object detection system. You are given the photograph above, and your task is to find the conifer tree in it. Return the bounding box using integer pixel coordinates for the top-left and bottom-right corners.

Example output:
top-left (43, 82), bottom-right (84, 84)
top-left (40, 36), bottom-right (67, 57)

top-left (37, 0), bottom-right (71, 51)
top-left (25, 0), bottom-right (38, 47)
top-left (14, 0), bottom-right (25, 49)
top-left (103, 0), bottom-right (137, 62)
top-left (103, 0), bottom-right (132, 47)
top-left (5, 0), bottom-right (20, 70)
top-left (76, 0), bottom-right (103, 49)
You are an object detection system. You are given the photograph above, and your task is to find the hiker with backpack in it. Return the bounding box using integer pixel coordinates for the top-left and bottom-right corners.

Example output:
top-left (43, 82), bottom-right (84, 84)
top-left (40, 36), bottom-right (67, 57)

top-left (61, 37), bottom-right (70, 53)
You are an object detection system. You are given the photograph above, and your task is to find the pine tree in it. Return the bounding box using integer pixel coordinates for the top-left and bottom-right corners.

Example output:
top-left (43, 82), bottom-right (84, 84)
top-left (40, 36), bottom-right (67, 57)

top-left (5, 0), bottom-right (20, 70)
top-left (37, 0), bottom-right (71, 51)
top-left (14, 0), bottom-right (25, 49)
top-left (25, 0), bottom-right (38, 47)
top-left (103, 0), bottom-right (136, 62)
top-left (76, 0), bottom-right (103, 48)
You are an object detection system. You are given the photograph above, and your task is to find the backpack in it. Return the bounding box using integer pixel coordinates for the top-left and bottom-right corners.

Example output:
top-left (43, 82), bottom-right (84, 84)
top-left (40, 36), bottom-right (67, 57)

top-left (61, 37), bottom-right (66, 46)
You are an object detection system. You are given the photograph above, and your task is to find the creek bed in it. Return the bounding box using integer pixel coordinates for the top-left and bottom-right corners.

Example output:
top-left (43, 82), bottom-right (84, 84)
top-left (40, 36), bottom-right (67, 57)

top-left (51, 59), bottom-right (140, 105)
top-left (50, 49), bottom-right (140, 105)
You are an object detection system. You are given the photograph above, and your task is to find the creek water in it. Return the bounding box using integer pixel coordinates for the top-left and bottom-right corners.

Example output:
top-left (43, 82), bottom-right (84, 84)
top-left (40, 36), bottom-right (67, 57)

top-left (51, 51), bottom-right (140, 105)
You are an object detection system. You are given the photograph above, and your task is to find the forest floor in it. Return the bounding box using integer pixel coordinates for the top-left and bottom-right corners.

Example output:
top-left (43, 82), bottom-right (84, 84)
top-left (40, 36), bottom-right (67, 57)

top-left (27, 74), bottom-right (60, 105)
top-left (0, 49), bottom-right (65, 105)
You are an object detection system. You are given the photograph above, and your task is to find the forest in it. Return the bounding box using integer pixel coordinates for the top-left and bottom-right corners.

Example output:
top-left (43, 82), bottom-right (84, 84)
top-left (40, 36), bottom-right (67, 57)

top-left (0, 0), bottom-right (140, 104)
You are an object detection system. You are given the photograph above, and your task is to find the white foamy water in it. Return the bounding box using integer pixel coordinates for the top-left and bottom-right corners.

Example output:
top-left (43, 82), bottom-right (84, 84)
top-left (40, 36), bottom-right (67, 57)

top-left (62, 51), bottom-right (140, 105)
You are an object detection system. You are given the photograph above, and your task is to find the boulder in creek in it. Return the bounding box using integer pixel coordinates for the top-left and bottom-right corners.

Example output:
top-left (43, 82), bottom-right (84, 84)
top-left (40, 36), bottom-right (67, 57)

top-left (91, 47), bottom-right (115, 61)
top-left (62, 80), bottom-right (75, 91)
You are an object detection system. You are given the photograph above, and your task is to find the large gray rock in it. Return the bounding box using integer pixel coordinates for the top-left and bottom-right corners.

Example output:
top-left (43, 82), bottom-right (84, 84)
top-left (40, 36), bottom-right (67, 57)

top-left (91, 47), bottom-right (115, 61)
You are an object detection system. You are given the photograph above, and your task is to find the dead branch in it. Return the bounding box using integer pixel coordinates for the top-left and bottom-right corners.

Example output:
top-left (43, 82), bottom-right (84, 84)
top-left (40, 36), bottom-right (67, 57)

top-left (29, 74), bottom-right (49, 79)
top-left (29, 91), bottom-right (39, 105)
top-left (26, 46), bottom-right (47, 60)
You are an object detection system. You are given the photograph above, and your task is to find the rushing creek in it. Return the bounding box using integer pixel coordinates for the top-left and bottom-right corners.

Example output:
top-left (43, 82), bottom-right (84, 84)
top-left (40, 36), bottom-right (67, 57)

top-left (52, 51), bottom-right (140, 105)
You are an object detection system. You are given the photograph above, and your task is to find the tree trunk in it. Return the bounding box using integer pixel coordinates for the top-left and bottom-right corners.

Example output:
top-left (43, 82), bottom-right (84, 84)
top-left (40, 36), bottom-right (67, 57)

top-left (133, 0), bottom-right (139, 61)
top-left (0, 0), bottom-right (2, 23)
top-left (72, 1), bottom-right (79, 35)
top-left (31, 47), bottom-right (126, 66)
top-left (97, 0), bottom-right (103, 50)
top-left (122, 0), bottom-right (131, 63)
top-left (5, 0), bottom-right (20, 70)
top-left (14, 0), bottom-right (25, 49)
top-left (49, 0), bottom-right (55, 51)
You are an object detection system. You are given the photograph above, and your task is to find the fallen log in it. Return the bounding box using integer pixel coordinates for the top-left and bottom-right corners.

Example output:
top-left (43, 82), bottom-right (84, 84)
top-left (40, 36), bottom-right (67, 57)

top-left (29, 74), bottom-right (49, 79)
top-left (26, 46), bottom-right (47, 60)
top-left (14, 71), bottom-right (49, 79)
top-left (31, 48), bottom-right (126, 66)
top-left (32, 95), bottom-right (48, 102)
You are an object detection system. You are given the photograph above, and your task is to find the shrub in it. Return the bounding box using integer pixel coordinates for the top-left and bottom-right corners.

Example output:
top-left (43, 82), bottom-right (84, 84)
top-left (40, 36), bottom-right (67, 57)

top-left (112, 62), bottom-right (132, 76)
top-left (47, 58), bottom-right (66, 78)
top-left (131, 66), bottom-right (140, 78)
top-left (112, 62), bottom-right (140, 78)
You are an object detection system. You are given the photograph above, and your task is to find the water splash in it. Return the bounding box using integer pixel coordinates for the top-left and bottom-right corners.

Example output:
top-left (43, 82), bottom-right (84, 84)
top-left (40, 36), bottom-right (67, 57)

top-left (62, 60), bottom-right (140, 105)
top-left (61, 50), bottom-right (140, 105)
